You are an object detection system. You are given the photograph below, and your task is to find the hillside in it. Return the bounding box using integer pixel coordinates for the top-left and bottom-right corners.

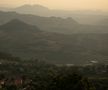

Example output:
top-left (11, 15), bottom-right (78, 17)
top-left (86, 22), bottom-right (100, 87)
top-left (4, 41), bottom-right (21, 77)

top-left (0, 19), bottom-right (68, 63)
top-left (0, 19), bottom-right (108, 64)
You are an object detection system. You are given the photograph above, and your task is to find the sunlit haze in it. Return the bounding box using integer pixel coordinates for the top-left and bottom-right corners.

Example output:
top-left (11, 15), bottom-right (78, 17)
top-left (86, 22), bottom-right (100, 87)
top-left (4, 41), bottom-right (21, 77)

top-left (0, 0), bottom-right (108, 11)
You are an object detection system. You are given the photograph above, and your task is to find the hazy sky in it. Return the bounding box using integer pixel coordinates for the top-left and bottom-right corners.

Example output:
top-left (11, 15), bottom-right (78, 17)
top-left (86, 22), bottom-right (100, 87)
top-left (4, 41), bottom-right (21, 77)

top-left (0, 0), bottom-right (108, 11)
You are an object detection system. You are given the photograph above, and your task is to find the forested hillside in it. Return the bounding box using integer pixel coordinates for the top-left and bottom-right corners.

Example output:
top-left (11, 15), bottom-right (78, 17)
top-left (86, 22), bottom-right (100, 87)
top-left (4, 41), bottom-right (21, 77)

top-left (0, 19), bottom-right (108, 64)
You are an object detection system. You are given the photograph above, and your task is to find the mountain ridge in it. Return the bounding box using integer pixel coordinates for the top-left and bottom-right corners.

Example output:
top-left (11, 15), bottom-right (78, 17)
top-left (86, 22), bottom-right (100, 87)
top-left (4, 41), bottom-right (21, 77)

top-left (0, 11), bottom-right (80, 34)
top-left (1, 4), bottom-right (108, 25)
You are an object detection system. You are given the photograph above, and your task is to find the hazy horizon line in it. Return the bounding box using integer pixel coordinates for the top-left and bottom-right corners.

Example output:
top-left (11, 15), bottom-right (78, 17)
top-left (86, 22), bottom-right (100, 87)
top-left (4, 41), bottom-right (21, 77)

top-left (0, 4), bottom-right (108, 12)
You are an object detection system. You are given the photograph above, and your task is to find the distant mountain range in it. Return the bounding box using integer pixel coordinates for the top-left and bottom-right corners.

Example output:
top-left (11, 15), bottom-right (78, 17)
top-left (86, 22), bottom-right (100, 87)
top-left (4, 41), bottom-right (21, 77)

top-left (1, 19), bottom-right (108, 64)
top-left (0, 11), bottom-right (108, 34)
top-left (0, 4), bottom-right (108, 25)
top-left (0, 11), bottom-right (79, 34)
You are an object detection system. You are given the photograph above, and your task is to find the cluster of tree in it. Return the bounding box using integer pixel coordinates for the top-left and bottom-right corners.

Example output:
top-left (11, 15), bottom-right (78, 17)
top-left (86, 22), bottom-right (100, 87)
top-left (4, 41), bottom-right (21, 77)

top-left (0, 52), bottom-right (96, 90)
top-left (0, 52), bottom-right (108, 90)
top-left (81, 64), bottom-right (108, 77)
top-left (0, 68), bottom-right (95, 90)
top-left (90, 78), bottom-right (108, 90)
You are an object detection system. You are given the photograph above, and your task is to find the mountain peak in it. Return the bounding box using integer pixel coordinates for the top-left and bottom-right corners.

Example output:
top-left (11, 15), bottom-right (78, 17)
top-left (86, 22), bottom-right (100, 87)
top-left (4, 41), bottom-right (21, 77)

top-left (16, 4), bottom-right (49, 10)
top-left (0, 19), bottom-right (29, 28)
top-left (7, 19), bottom-right (27, 24)
top-left (0, 19), bottom-right (39, 32)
